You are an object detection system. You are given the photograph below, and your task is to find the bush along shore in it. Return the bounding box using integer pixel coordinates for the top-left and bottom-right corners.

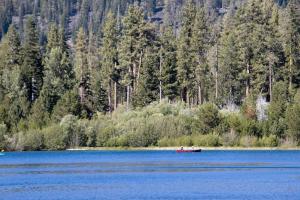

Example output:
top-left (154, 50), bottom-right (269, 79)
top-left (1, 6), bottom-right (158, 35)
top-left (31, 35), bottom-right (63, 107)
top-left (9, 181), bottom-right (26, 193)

top-left (1, 99), bottom-right (300, 151)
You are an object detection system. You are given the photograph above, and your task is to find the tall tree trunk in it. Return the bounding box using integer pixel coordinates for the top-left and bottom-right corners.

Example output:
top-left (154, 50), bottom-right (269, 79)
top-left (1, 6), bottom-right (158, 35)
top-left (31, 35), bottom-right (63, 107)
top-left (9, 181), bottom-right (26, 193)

top-left (269, 63), bottom-right (273, 102)
top-left (126, 85), bottom-right (130, 111)
top-left (215, 70), bottom-right (218, 100)
top-left (246, 62), bottom-right (250, 97)
top-left (114, 81), bottom-right (117, 111)
top-left (198, 85), bottom-right (202, 105)
top-left (186, 89), bottom-right (190, 107)
top-left (159, 53), bottom-right (162, 103)
top-left (215, 40), bottom-right (219, 100)
top-left (289, 54), bottom-right (293, 91)
top-left (136, 50), bottom-right (143, 89)
top-left (107, 82), bottom-right (112, 113)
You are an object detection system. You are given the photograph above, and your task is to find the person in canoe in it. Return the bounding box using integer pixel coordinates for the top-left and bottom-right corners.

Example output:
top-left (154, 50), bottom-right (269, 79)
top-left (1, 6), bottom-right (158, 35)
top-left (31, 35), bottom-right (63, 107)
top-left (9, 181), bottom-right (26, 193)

top-left (180, 146), bottom-right (184, 150)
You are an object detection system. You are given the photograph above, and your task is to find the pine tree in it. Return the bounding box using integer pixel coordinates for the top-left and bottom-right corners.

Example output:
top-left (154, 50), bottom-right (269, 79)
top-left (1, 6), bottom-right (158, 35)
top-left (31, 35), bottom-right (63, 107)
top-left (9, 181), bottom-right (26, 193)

top-left (75, 28), bottom-right (93, 117)
top-left (219, 22), bottom-right (243, 105)
top-left (283, 0), bottom-right (300, 91)
top-left (191, 7), bottom-right (210, 105)
top-left (177, 0), bottom-right (196, 105)
top-left (133, 49), bottom-right (160, 107)
top-left (160, 25), bottom-right (178, 102)
top-left (20, 16), bottom-right (43, 103)
top-left (100, 11), bottom-right (119, 112)
top-left (0, 25), bottom-right (27, 129)
top-left (119, 5), bottom-right (156, 110)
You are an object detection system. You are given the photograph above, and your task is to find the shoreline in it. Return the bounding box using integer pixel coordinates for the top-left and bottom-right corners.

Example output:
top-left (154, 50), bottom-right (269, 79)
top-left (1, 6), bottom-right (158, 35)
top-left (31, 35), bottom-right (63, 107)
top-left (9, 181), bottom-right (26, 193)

top-left (67, 147), bottom-right (300, 151)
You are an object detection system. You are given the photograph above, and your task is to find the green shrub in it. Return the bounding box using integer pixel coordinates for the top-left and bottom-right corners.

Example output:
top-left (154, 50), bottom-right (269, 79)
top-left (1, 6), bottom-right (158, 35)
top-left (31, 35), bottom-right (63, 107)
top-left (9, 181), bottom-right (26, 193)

top-left (239, 136), bottom-right (259, 147)
top-left (96, 123), bottom-right (116, 147)
top-left (0, 123), bottom-right (7, 150)
top-left (23, 130), bottom-right (44, 150)
top-left (43, 125), bottom-right (67, 150)
top-left (221, 131), bottom-right (240, 147)
top-left (196, 103), bottom-right (221, 134)
top-left (192, 134), bottom-right (221, 147)
top-left (259, 135), bottom-right (278, 147)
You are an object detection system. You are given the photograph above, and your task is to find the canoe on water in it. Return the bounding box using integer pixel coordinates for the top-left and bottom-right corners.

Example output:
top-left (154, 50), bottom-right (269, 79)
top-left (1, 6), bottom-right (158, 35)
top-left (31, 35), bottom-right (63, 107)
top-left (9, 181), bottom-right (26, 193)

top-left (176, 149), bottom-right (202, 153)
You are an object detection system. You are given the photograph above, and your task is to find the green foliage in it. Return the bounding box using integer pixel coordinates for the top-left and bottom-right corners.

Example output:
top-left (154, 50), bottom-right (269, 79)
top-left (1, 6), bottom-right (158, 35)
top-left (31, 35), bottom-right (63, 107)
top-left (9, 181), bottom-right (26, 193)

top-left (196, 103), bottom-right (221, 134)
top-left (0, 123), bottom-right (7, 150)
top-left (285, 101), bottom-right (300, 143)
top-left (43, 125), bottom-right (67, 150)
top-left (0, 1), bottom-right (299, 151)
top-left (259, 135), bottom-right (278, 147)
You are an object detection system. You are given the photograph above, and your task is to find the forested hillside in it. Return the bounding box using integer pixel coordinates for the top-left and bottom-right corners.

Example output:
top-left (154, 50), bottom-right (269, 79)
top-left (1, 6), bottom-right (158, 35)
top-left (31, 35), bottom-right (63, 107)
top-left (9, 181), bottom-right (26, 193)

top-left (0, 0), bottom-right (299, 151)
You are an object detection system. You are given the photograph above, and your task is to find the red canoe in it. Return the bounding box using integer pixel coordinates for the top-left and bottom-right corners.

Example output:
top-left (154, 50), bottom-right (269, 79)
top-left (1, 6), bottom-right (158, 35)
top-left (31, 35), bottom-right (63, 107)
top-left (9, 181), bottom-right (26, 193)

top-left (176, 149), bottom-right (202, 153)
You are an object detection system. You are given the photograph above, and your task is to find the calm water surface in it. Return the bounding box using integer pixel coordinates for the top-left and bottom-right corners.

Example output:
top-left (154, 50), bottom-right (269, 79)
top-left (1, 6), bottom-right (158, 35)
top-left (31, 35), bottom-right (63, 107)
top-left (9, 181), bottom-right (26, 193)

top-left (0, 150), bottom-right (300, 200)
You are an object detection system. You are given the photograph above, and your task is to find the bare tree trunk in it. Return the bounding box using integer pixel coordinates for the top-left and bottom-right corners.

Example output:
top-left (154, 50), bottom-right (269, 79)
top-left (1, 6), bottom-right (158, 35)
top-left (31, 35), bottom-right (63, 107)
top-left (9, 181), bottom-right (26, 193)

top-left (215, 70), bottom-right (218, 100)
top-left (246, 62), bottom-right (250, 97)
top-left (126, 85), bottom-right (130, 111)
top-left (215, 40), bottom-right (219, 100)
top-left (186, 89), bottom-right (190, 107)
top-left (159, 53), bottom-right (162, 103)
top-left (269, 63), bottom-right (272, 102)
top-left (136, 51), bottom-right (143, 89)
top-left (289, 55), bottom-right (293, 91)
top-left (198, 85), bottom-right (202, 105)
top-left (108, 82), bottom-right (112, 113)
top-left (114, 81), bottom-right (117, 111)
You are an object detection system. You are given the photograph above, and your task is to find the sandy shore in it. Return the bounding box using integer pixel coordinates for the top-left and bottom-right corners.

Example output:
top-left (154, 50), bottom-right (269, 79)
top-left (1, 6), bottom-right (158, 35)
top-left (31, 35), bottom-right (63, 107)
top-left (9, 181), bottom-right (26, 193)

top-left (67, 146), bottom-right (300, 151)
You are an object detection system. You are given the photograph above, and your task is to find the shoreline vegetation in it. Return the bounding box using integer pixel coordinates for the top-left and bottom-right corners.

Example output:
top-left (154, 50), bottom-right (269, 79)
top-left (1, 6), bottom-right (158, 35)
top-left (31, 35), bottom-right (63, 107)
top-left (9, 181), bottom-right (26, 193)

top-left (67, 147), bottom-right (300, 151)
top-left (0, 1), bottom-right (300, 152)
top-left (1, 101), bottom-right (300, 152)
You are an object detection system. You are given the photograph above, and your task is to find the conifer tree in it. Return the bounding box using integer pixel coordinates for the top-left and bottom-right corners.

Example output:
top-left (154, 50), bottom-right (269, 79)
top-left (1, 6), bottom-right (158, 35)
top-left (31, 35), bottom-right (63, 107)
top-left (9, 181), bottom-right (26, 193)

top-left (75, 28), bottom-right (93, 117)
top-left (20, 16), bottom-right (43, 103)
top-left (283, 0), bottom-right (300, 91)
top-left (133, 49), bottom-right (160, 107)
top-left (191, 7), bottom-right (210, 105)
top-left (100, 11), bottom-right (119, 112)
top-left (177, 0), bottom-right (196, 105)
top-left (119, 5), bottom-right (156, 110)
top-left (160, 25), bottom-right (178, 102)
top-left (0, 25), bottom-right (27, 129)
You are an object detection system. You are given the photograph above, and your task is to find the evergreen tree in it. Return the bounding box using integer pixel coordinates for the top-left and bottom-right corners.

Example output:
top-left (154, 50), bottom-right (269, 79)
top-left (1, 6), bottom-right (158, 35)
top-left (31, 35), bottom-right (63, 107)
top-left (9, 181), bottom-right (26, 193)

top-left (191, 7), bottom-right (210, 105)
top-left (20, 16), bottom-right (43, 103)
top-left (75, 28), bottom-right (93, 117)
top-left (219, 13), bottom-right (243, 105)
top-left (0, 25), bottom-right (27, 130)
top-left (176, 0), bottom-right (196, 105)
top-left (119, 5), bottom-right (156, 110)
top-left (267, 81), bottom-right (289, 137)
top-left (283, 0), bottom-right (300, 91)
top-left (160, 25), bottom-right (178, 102)
top-left (133, 49), bottom-right (160, 107)
top-left (100, 11), bottom-right (119, 112)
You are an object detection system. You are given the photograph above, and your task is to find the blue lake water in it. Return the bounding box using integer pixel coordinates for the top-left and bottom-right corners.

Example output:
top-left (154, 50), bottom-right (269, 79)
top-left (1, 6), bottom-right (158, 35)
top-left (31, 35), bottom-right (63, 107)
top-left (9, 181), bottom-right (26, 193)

top-left (1, 150), bottom-right (300, 200)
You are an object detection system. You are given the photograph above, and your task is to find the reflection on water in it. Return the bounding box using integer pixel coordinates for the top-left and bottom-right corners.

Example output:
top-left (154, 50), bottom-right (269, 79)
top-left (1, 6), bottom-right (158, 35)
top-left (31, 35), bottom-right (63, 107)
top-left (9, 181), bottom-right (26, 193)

top-left (1, 150), bottom-right (300, 200)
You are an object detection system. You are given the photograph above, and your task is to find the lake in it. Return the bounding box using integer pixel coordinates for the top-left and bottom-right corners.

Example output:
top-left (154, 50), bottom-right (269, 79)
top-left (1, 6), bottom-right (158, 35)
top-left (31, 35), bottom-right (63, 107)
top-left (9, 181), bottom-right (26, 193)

top-left (1, 150), bottom-right (300, 200)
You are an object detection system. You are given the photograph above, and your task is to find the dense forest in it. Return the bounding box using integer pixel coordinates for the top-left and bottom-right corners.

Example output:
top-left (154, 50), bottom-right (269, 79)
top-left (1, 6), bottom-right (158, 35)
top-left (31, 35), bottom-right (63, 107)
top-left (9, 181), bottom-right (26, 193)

top-left (0, 0), bottom-right (299, 151)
